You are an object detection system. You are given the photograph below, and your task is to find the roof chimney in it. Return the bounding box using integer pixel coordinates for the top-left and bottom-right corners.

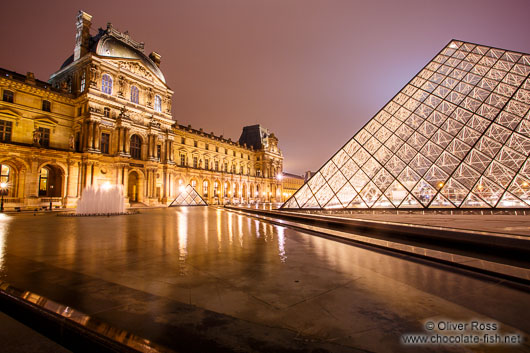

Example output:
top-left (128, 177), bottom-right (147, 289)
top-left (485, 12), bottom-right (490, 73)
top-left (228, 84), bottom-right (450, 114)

top-left (74, 11), bottom-right (92, 61)
top-left (149, 52), bottom-right (161, 67)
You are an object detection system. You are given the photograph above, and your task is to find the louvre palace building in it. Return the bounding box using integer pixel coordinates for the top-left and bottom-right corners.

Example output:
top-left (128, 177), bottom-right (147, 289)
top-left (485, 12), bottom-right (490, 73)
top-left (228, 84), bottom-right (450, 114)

top-left (0, 11), bottom-right (283, 209)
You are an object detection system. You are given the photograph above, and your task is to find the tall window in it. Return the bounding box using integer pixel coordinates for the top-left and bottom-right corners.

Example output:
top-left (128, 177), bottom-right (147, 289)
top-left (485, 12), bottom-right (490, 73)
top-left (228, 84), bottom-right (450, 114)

top-left (0, 164), bottom-right (10, 184)
top-left (0, 120), bottom-right (12, 142)
top-left (80, 71), bottom-right (86, 92)
top-left (205, 159), bottom-right (209, 170)
top-left (104, 107), bottom-right (110, 117)
top-left (180, 154), bottom-right (186, 166)
top-left (101, 74), bottom-right (113, 95)
top-left (130, 135), bottom-right (142, 159)
top-left (100, 133), bottom-right (110, 154)
top-left (42, 100), bottom-right (51, 112)
top-left (214, 181), bottom-right (219, 196)
top-left (191, 180), bottom-right (197, 189)
top-left (130, 86), bottom-right (139, 104)
top-left (193, 156), bottom-right (198, 168)
top-left (194, 141), bottom-right (197, 147)
top-left (3, 90), bottom-right (13, 103)
top-left (215, 161), bottom-right (219, 171)
top-left (154, 95), bottom-right (162, 112)
top-left (205, 143), bottom-right (209, 150)
top-left (156, 145), bottom-right (161, 160)
top-left (181, 137), bottom-right (185, 144)
top-left (38, 127), bottom-right (50, 148)
top-left (224, 182), bottom-right (228, 197)
top-left (203, 180), bottom-right (208, 197)
top-left (38, 168), bottom-right (48, 196)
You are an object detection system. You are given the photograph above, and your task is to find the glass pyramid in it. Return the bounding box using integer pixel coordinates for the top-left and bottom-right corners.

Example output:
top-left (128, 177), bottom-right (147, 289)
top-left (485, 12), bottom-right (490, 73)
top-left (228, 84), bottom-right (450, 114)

top-left (169, 185), bottom-right (208, 206)
top-left (282, 40), bottom-right (530, 209)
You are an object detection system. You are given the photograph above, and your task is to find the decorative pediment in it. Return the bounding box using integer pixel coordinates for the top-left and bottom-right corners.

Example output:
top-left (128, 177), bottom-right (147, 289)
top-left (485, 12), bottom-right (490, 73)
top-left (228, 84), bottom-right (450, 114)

top-left (0, 108), bottom-right (22, 120)
top-left (34, 116), bottom-right (59, 126)
top-left (115, 60), bottom-right (160, 84)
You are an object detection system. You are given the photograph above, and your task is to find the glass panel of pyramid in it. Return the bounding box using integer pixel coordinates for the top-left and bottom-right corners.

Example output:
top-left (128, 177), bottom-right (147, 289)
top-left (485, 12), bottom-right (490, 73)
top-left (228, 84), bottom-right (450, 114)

top-left (282, 40), bottom-right (530, 209)
top-left (169, 185), bottom-right (208, 206)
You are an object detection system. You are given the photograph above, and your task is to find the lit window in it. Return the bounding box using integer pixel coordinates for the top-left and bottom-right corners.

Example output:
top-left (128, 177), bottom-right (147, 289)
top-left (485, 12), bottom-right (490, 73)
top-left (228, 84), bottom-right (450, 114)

top-left (203, 180), bottom-right (208, 197)
top-left (214, 181), bottom-right (219, 196)
top-left (193, 156), bottom-right (198, 168)
top-left (205, 159), bottom-right (209, 170)
top-left (0, 164), bottom-right (10, 184)
top-left (130, 135), bottom-right (142, 159)
top-left (191, 180), bottom-right (197, 189)
top-left (130, 86), bottom-right (139, 104)
top-left (180, 154), bottom-right (186, 166)
top-left (104, 107), bottom-right (110, 118)
top-left (101, 74), bottom-right (113, 94)
top-left (0, 120), bottom-right (12, 142)
top-left (154, 95), bottom-right (162, 112)
top-left (3, 90), bottom-right (13, 103)
top-left (42, 100), bottom-right (51, 112)
top-left (38, 168), bottom-right (48, 196)
top-left (215, 161), bottom-right (219, 170)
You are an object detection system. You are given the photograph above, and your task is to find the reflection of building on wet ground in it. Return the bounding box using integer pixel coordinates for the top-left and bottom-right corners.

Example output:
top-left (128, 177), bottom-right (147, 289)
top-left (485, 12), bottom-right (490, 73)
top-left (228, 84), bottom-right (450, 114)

top-left (0, 208), bottom-right (528, 352)
top-left (0, 10), bottom-right (293, 210)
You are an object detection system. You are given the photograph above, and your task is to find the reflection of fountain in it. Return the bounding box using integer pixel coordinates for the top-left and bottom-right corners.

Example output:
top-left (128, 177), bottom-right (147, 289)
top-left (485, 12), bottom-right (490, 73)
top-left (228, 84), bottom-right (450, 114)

top-left (76, 183), bottom-right (126, 215)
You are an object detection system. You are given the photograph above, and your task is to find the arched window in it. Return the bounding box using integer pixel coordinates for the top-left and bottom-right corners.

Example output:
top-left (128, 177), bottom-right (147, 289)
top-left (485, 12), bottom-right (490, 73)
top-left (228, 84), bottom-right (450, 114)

top-left (130, 135), bottom-right (142, 160)
top-left (0, 164), bottom-right (10, 184)
top-left (203, 180), bottom-right (208, 197)
top-left (130, 86), bottom-right (139, 104)
top-left (214, 181), bottom-right (219, 197)
top-left (154, 95), bottom-right (162, 112)
top-left (101, 74), bottom-right (113, 95)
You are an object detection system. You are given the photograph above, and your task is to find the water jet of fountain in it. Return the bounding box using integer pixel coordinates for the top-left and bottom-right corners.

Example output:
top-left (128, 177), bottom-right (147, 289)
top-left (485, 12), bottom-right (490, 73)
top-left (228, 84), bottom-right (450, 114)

top-left (76, 183), bottom-right (126, 215)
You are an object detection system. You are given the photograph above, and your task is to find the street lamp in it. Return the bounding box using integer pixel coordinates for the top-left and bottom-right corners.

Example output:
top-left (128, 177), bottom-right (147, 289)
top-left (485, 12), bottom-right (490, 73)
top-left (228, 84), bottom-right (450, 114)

top-left (0, 182), bottom-right (7, 212)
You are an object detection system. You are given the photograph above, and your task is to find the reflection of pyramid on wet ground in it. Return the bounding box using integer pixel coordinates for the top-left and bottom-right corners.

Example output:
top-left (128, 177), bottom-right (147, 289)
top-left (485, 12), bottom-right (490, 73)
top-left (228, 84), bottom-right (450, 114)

top-left (169, 185), bottom-right (208, 206)
top-left (283, 40), bottom-right (530, 209)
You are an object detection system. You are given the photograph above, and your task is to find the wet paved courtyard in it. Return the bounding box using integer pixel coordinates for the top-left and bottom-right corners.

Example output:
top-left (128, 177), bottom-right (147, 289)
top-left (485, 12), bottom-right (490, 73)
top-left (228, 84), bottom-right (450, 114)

top-left (0, 207), bottom-right (529, 352)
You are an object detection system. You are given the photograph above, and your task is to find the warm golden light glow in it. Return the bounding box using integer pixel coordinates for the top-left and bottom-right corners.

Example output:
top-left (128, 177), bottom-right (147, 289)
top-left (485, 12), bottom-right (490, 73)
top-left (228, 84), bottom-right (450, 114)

top-left (0, 182), bottom-right (7, 189)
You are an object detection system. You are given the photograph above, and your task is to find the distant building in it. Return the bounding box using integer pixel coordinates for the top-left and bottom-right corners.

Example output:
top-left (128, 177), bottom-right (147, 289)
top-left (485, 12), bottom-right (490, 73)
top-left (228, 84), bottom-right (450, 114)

top-left (0, 10), bottom-right (283, 209)
top-left (304, 171), bottom-right (315, 182)
top-left (280, 172), bottom-right (305, 202)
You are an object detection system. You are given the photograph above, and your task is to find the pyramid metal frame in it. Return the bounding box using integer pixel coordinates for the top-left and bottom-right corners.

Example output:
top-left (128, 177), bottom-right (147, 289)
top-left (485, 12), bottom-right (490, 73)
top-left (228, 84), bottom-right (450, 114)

top-left (282, 40), bottom-right (530, 209)
top-left (169, 184), bottom-right (208, 207)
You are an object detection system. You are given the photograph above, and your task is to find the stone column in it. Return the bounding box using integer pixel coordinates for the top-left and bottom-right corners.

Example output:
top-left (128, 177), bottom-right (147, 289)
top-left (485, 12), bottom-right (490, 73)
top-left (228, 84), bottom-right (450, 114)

top-left (116, 127), bottom-right (122, 153)
top-left (124, 128), bottom-right (131, 155)
top-left (87, 121), bottom-right (94, 150)
top-left (94, 122), bottom-right (100, 150)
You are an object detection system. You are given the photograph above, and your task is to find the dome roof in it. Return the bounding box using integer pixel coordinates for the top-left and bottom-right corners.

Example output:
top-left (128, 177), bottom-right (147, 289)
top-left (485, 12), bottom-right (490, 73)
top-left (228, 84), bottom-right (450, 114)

top-left (95, 35), bottom-right (166, 84)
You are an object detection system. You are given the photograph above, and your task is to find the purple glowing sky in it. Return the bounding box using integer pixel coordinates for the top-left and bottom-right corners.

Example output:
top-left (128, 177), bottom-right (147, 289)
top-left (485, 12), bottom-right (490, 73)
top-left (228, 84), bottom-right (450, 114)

top-left (1, 0), bottom-right (529, 174)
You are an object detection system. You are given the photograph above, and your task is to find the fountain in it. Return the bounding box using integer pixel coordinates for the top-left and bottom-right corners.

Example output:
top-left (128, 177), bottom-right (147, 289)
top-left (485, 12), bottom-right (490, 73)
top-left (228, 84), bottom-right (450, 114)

top-left (75, 183), bottom-right (127, 216)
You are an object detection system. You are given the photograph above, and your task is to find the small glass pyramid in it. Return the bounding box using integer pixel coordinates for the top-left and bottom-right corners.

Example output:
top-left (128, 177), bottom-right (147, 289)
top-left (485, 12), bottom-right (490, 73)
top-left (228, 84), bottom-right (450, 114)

top-left (282, 40), bottom-right (530, 209)
top-left (169, 185), bottom-right (208, 206)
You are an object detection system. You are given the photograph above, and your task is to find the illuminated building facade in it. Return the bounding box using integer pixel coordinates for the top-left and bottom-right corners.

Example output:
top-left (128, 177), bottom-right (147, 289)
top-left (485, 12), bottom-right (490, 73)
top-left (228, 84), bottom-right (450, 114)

top-left (279, 172), bottom-right (305, 202)
top-left (283, 40), bottom-right (530, 209)
top-left (0, 11), bottom-right (283, 209)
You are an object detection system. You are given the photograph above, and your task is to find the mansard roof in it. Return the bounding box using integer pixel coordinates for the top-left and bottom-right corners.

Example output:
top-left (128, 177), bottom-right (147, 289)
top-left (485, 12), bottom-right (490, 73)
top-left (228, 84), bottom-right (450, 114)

top-left (60, 24), bottom-right (166, 84)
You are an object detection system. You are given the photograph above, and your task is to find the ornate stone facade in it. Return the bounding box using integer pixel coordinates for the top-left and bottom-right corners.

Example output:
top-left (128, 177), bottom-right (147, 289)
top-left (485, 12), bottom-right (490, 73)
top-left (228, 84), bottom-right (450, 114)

top-left (0, 11), bottom-right (283, 209)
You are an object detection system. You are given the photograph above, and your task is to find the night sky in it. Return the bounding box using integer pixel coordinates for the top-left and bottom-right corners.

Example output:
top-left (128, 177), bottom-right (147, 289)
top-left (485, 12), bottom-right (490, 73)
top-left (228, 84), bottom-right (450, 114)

top-left (1, 0), bottom-right (529, 174)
